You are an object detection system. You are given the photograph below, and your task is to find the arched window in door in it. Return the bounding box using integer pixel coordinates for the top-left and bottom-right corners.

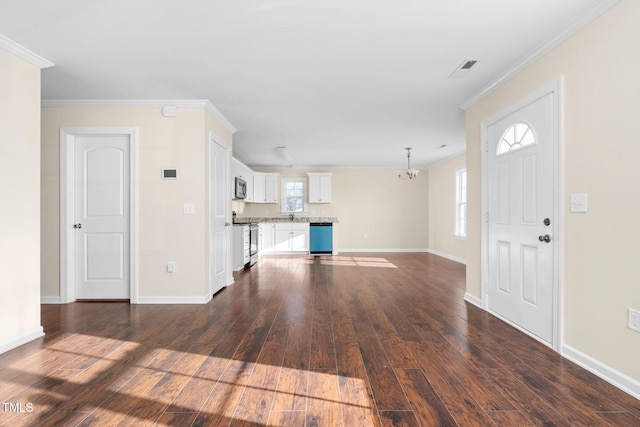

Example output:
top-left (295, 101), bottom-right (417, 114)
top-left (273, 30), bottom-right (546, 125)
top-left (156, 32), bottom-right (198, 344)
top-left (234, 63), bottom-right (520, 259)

top-left (497, 122), bottom-right (536, 155)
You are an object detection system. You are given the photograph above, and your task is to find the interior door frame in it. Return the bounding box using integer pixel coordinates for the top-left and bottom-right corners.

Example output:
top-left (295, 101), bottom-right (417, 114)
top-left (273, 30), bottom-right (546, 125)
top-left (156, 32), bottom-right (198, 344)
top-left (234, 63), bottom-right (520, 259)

top-left (60, 127), bottom-right (138, 303)
top-left (208, 130), bottom-right (233, 294)
top-left (480, 78), bottom-right (563, 351)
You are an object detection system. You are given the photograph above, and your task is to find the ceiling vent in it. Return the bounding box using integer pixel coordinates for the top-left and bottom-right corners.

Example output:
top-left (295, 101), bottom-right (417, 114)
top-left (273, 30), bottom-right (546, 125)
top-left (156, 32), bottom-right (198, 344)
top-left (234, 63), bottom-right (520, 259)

top-left (449, 59), bottom-right (478, 79)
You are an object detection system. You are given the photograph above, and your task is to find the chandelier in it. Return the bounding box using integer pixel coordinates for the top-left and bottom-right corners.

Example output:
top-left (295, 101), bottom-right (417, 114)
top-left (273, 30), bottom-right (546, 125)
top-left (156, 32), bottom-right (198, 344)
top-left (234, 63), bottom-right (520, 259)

top-left (397, 147), bottom-right (419, 180)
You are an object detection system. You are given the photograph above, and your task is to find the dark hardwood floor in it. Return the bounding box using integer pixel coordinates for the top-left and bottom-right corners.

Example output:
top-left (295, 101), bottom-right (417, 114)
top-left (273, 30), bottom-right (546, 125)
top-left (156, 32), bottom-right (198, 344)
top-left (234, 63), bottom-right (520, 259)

top-left (1, 253), bottom-right (638, 426)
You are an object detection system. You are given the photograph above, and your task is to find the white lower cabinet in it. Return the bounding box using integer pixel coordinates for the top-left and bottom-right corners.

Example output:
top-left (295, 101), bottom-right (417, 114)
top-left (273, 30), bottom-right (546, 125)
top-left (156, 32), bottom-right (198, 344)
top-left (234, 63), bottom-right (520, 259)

top-left (232, 225), bottom-right (250, 270)
top-left (273, 222), bottom-right (309, 253)
top-left (259, 223), bottom-right (276, 254)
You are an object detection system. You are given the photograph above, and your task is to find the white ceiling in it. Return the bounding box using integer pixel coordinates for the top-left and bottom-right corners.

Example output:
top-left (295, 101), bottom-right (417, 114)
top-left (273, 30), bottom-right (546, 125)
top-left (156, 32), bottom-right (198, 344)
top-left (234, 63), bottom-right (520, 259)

top-left (0, 0), bottom-right (614, 169)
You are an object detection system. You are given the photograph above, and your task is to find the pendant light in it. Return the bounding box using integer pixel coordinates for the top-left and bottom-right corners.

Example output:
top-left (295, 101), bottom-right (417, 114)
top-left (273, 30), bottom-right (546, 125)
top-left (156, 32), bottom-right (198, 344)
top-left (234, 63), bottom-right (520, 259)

top-left (397, 147), bottom-right (419, 180)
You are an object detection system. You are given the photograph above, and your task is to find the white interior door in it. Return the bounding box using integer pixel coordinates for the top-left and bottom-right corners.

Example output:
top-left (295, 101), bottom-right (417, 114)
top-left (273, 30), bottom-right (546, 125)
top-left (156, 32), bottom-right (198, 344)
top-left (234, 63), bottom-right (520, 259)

top-left (211, 136), bottom-right (229, 294)
top-left (75, 135), bottom-right (130, 299)
top-left (487, 91), bottom-right (556, 345)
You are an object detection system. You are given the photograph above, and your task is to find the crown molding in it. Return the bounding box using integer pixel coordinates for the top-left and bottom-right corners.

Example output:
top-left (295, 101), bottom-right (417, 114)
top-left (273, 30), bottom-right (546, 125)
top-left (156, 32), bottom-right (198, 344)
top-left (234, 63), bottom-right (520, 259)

top-left (204, 100), bottom-right (237, 134)
top-left (460, 0), bottom-right (621, 110)
top-left (41, 99), bottom-right (237, 134)
top-left (0, 34), bottom-right (54, 69)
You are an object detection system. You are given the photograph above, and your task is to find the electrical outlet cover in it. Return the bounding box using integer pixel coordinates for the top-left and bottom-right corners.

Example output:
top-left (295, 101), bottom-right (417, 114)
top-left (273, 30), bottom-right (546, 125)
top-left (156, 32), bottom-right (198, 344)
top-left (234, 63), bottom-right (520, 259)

top-left (570, 193), bottom-right (588, 213)
top-left (629, 308), bottom-right (640, 332)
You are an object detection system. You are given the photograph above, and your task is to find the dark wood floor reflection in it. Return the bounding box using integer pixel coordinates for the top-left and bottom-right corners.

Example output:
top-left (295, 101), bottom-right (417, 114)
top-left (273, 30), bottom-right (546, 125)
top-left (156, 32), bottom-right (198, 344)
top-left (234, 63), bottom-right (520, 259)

top-left (1, 253), bottom-right (638, 426)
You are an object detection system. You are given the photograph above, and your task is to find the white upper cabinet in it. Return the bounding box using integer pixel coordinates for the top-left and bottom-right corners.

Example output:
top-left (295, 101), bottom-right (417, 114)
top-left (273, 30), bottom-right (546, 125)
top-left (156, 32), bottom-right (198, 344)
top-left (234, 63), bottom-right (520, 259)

top-left (232, 158), bottom-right (254, 201)
top-left (307, 173), bottom-right (332, 203)
top-left (253, 172), bottom-right (279, 203)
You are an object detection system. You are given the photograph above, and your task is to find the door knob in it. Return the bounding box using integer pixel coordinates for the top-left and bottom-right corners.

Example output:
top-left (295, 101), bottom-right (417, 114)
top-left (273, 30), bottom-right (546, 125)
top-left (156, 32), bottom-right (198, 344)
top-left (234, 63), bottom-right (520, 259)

top-left (73, 223), bottom-right (82, 229)
top-left (538, 234), bottom-right (551, 243)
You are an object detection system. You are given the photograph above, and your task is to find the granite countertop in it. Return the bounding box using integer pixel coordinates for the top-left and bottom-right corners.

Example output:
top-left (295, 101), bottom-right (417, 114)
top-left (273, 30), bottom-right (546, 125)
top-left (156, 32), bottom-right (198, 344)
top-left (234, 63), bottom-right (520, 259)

top-left (234, 216), bottom-right (338, 224)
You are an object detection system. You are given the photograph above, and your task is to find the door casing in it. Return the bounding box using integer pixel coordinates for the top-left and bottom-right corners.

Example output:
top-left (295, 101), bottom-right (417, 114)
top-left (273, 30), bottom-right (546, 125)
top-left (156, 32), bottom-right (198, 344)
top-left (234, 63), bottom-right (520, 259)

top-left (60, 127), bottom-right (138, 303)
top-left (480, 78), bottom-right (562, 351)
top-left (208, 130), bottom-right (233, 294)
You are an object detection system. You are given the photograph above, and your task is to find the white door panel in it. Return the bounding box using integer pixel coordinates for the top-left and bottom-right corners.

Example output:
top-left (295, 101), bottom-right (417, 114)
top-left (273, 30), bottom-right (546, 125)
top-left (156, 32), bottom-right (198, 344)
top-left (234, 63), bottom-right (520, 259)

top-left (487, 92), bottom-right (555, 344)
top-left (75, 135), bottom-right (130, 299)
top-left (211, 137), bottom-right (229, 294)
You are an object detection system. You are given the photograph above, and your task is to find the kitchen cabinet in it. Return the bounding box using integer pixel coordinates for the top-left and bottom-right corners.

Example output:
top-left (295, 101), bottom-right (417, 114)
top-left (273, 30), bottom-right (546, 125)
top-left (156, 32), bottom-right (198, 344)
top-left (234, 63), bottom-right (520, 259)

top-left (259, 223), bottom-right (276, 254)
top-left (232, 224), bottom-right (250, 270)
top-left (253, 173), bottom-right (279, 203)
top-left (274, 222), bottom-right (309, 253)
top-left (307, 173), bottom-right (332, 203)
top-left (232, 158), bottom-right (254, 202)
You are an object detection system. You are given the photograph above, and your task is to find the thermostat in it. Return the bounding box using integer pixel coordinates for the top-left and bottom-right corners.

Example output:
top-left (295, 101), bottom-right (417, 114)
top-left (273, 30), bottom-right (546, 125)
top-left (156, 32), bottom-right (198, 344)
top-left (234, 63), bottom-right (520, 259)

top-left (162, 168), bottom-right (178, 179)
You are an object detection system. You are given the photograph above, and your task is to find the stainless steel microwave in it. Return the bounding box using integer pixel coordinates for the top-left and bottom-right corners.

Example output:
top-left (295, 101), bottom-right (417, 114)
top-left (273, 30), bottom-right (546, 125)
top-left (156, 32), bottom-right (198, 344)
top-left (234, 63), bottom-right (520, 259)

top-left (235, 177), bottom-right (247, 199)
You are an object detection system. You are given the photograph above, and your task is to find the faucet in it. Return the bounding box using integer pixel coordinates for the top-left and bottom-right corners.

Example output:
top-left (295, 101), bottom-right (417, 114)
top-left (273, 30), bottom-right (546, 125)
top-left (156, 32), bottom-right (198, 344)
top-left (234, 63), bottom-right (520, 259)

top-left (289, 212), bottom-right (295, 221)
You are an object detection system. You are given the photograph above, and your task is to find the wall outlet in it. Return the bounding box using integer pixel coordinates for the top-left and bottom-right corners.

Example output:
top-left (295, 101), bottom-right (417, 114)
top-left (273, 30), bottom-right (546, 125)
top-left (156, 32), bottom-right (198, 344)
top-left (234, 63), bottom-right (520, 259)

top-left (183, 203), bottom-right (195, 214)
top-left (167, 262), bottom-right (176, 273)
top-left (629, 308), bottom-right (640, 332)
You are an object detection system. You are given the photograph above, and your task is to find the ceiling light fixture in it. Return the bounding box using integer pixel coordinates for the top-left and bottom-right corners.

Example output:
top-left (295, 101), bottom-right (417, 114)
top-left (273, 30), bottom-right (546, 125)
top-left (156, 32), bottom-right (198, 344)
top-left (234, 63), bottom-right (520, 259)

top-left (277, 146), bottom-right (293, 163)
top-left (397, 147), bottom-right (419, 180)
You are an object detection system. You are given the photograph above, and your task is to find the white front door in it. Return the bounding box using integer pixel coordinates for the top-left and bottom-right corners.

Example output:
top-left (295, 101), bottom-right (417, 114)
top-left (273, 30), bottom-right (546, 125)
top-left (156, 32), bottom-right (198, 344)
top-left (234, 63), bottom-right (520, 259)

top-left (75, 134), bottom-right (130, 299)
top-left (210, 136), bottom-right (229, 294)
top-left (487, 90), bottom-right (556, 345)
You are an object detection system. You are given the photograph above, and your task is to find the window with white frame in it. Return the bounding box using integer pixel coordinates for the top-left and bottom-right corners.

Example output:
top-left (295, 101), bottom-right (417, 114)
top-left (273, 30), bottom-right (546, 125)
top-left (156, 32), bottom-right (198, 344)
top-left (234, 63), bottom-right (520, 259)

top-left (455, 168), bottom-right (467, 238)
top-left (281, 177), bottom-right (305, 213)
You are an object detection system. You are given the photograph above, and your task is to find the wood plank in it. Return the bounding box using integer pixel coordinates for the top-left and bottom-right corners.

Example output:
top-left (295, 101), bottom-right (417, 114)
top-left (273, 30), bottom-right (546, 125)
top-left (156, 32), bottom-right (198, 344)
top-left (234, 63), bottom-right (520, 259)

top-left (348, 294), bottom-right (411, 411)
top-left (267, 410), bottom-right (307, 426)
top-left (306, 368), bottom-right (343, 427)
top-left (486, 410), bottom-right (535, 426)
top-left (155, 411), bottom-right (198, 426)
top-left (405, 340), bottom-right (495, 426)
top-left (395, 368), bottom-right (457, 426)
top-left (190, 369), bottom-right (252, 426)
top-left (165, 353), bottom-right (231, 413)
top-left (339, 373), bottom-right (381, 427)
top-left (309, 276), bottom-right (337, 370)
top-left (479, 367), bottom-right (572, 426)
top-left (378, 410), bottom-right (420, 427)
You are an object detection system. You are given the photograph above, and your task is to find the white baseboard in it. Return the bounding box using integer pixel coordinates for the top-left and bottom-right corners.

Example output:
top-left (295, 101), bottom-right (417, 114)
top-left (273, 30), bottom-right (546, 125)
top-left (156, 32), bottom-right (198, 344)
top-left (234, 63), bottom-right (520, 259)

top-left (427, 249), bottom-right (466, 264)
top-left (135, 294), bottom-right (213, 305)
top-left (464, 292), bottom-right (483, 309)
top-left (0, 327), bottom-right (45, 355)
top-left (41, 296), bottom-right (63, 304)
top-left (562, 344), bottom-right (640, 400)
top-left (336, 248), bottom-right (429, 254)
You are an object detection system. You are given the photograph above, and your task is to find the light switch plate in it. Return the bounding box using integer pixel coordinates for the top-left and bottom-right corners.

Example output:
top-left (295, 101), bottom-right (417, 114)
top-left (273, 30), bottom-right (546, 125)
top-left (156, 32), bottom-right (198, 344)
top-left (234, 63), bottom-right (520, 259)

top-left (570, 193), bottom-right (588, 213)
top-left (184, 203), bottom-right (195, 214)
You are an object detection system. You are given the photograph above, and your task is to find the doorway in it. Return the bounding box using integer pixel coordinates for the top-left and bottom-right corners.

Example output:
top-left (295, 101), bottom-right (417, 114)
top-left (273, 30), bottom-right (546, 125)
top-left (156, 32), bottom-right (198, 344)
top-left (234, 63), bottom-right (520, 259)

top-left (209, 132), bottom-right (231, 295)
top-left (60, 127), bottom-right (138, 302)
top-left (481, 80), bottom-right (561, 349)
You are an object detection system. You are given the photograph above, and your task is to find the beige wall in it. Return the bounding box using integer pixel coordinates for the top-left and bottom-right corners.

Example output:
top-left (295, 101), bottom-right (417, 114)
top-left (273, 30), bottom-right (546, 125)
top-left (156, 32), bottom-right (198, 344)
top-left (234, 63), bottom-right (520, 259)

top-left (235, 168), bottom-right (429, 251)
top-left (428, 155), bottom-right (466, 262)
top-left (0, 49), bottom-right (43, 350)
top-left (41, 106), bottom-right (232, 300)
top-left (466, 0), bottom-right (639, 381)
